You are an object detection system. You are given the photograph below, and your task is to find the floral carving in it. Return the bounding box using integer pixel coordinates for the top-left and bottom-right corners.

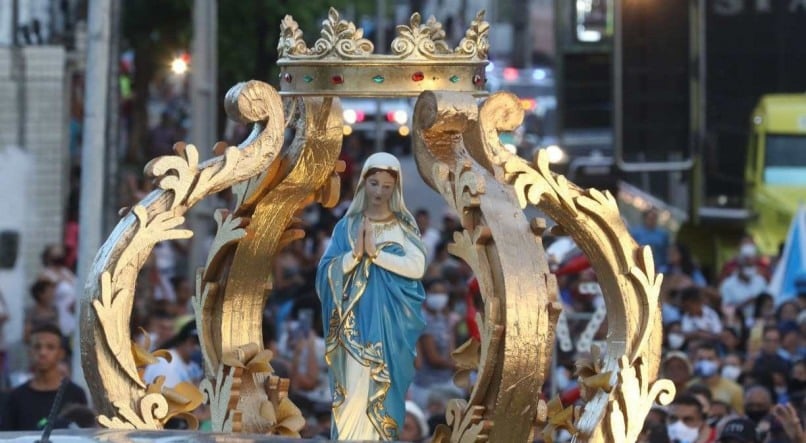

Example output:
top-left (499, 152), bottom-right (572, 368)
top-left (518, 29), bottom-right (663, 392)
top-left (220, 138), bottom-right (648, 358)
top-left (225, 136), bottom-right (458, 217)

top-left (391, 13), bottom-right (452, 58)
top-left (278, 15), bottom-right (308, 57)
top-left (310, 7), bottom-right (374, 58)
top-left (455, 10), bottom-right (490, 59)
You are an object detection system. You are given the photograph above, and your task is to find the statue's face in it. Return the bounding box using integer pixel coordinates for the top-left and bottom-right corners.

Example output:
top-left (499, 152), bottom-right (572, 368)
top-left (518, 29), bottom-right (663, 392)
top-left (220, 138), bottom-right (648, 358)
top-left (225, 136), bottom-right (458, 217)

top-left (364, 170), bottom-right (396, 209)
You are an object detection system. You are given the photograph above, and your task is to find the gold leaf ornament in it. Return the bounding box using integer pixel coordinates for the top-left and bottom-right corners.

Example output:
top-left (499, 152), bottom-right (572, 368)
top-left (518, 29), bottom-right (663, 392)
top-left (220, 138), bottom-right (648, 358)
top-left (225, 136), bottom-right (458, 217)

top-left (259, 398), bottom-right (306, 437)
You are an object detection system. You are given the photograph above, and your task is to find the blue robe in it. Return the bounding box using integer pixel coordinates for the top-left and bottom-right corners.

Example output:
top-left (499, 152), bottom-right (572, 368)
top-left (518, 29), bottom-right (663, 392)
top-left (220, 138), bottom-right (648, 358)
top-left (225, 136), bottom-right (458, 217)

top-left (316, 214), bottom-right (426, 440)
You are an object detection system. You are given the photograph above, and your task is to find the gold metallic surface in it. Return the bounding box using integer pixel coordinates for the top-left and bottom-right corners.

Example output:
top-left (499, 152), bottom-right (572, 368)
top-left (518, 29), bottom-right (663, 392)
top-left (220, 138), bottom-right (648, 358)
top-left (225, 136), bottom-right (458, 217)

top-left (414, 91), bottom-right (556, 443)
top-left (196, 96), bottom-right (343, 434)
top-left (412, 90), bottom-right (672, 442)
top-left (82, 9), bottom-right (668, 441)
top-left (80, 81), bottom-right (287, 429)
top-left (277, 8), bottom-right (488, 97)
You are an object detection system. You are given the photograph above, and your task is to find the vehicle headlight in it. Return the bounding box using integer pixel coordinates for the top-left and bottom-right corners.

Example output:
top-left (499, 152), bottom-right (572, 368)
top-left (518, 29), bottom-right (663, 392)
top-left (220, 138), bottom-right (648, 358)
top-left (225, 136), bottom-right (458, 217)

top-left (392, 110), bottom-right (408, 125)
top-left (545, 144), bottom-right (567, 164)
top-left (343, 109), bottom-right (358, 125)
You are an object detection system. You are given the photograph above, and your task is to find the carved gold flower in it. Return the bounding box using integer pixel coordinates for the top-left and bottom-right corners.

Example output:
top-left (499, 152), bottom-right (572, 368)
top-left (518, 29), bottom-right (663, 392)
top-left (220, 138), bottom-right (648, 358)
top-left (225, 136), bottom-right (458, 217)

top-left (260, 398), bottom-right (306, 437)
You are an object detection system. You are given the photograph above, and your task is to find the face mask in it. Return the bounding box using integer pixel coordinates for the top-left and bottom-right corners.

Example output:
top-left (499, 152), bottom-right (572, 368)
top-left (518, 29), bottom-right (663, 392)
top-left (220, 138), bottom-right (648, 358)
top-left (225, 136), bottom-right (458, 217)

top-left (668, 333), bottom-right (685, 350)
top-left (668, 421), bottom-right (700, 443)
top-left (741, 265), bottom-right (757, 277)
top-left (746, 409), bottom-right (768, 424)
top-left (694, 359), bottom-right (719, 378)
top-left (720, 364), bottom-right (741, 381)
top-left (454, 301), bottom-right (467, 316)
top-left (425, 293), bottom-right (449, 311)
top-left (740, 243), bottom-right (757, 258)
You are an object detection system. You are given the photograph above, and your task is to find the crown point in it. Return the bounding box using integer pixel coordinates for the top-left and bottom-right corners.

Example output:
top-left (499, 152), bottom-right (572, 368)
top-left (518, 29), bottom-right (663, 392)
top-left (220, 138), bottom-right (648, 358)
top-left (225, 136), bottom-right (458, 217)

top-left (411, 71), bottom-right (425, 82)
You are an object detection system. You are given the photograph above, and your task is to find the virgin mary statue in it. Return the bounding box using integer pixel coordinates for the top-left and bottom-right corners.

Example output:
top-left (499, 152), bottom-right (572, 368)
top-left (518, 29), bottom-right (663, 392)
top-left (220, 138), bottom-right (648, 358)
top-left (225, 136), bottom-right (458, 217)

top-left (316, 152), bottom-right (427, 440)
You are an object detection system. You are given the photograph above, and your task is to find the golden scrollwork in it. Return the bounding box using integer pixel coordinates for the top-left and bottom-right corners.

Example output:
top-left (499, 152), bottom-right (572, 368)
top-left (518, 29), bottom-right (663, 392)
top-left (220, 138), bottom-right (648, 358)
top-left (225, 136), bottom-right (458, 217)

top-left (390, 13), bottom-right (452, 58)
top-left (80, 80), bottom-right (286, 429)
top-left (413, 90), bottom-right (557, 442)
top-left (455, 10), bottom-right (490, 59)
top-left (470, 90), bottom-right (672, 441)
top-left (411, 88), bottom-right (671, 442)
top-left (278, 15), bottom-right (308, 57)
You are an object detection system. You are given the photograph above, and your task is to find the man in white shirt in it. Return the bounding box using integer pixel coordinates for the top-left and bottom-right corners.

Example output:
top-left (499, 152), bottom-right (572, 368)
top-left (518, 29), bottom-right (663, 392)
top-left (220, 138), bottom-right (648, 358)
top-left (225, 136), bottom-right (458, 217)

top-left (679, 287), bottom-right (723, 343)
top-left (720, 256), bottom-right (767, 326)
top-left (142, 318), bottom-right (202, 388)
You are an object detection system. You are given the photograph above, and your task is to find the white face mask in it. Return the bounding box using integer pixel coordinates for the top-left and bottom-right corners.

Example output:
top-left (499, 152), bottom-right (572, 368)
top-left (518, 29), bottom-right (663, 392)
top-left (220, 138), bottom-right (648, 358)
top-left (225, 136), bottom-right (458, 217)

top-left (720, 364), bottom-right (741, 381)
top-left (668, 421), bottom-right (700, 443)
top-left (425, 293), bottom-right (449, 311)
top-left (740, 243), bottom-right (757, 258)
top-left (668, 333), bottom-right (685, 350)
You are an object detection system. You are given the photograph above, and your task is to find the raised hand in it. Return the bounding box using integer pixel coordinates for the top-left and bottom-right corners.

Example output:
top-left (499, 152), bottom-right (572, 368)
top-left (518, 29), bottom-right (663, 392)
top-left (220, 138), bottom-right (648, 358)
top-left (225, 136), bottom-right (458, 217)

top-left (354, 218), bottom-right (365, 258)
top-left (364, 218), bottom-right (377, 257)
top-left (772, 403), bottom-right (805, 443)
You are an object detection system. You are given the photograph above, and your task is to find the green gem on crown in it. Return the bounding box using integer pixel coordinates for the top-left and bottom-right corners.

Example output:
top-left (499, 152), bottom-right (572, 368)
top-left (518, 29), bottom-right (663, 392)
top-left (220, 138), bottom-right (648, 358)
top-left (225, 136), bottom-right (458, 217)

top-left (449, 75), bottom-right (460, 83)
top-left (372, 75), bottom-right (385, 84)
top-left (303, 75), bottom-right (314, 83)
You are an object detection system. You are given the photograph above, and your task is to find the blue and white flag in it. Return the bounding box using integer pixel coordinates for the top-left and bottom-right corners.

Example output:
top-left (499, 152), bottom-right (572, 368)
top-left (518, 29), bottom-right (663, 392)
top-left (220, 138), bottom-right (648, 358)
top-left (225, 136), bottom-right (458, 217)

top-left (769, 205), bottom-right (806, 305)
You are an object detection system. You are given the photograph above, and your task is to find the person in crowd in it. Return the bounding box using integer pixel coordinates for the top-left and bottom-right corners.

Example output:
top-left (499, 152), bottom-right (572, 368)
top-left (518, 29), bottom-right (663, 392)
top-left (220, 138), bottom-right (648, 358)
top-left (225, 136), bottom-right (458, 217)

top-left (630, 208), bottom-right (669, 268)
top-left (719, 254), bottom-right (768, 328)
top-left (778, 321), bottom-right (805, 363)
top-left (689, 343), bottom-right (745, 414)
top-left (664, 242), bottom-right (708, 287)
top-left (716, 417), bottom-right (759, 443)
top-left (708, 400), bottom-right (733, 427)
top-left (142, 317), bottom-right (202, 388)
top-left (771, 403), bottom-right (805, 443)
top-left (415, 208), bottom-right (441, 265)
top-left (315, 153), bottom-right (427, 441)
top-left (147, 110), bottom-right (182, 159)
top-left (39, 244), bottom-right (77, 338)
top-left (411, 279), bottom-right (457, 410)
top-left (680, 287), bottom-right (723, 344)
top-left (400, 401), bottom-right (430, 443)
top-left (23, 279), bottom-right (59, 344)
top-left (718, 236), bottom-right (771, 283)
top-left (719, 353), bottom-right (744, 384)
top-left (1, 324), bottom-right (87, 430)
top-left (743, 385), bottom-right (773, 426)
top-left (750, 326), bottom-right (791, 382)
top-left (667, 394), bottom-right (717, 443)
top-left (663, 351), bottom-right (695, 394)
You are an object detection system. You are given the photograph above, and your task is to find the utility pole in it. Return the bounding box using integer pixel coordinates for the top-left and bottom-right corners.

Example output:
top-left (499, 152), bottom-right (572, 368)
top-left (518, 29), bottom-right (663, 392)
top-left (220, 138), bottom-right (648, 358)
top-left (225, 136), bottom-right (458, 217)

top-left (75, 0), bottom-right (115, 391)
top-left (187, 0), bottom-right (218, 278)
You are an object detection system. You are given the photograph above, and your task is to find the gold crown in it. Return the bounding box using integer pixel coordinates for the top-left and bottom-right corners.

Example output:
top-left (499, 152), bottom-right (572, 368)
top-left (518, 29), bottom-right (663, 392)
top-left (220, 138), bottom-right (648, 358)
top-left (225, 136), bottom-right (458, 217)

top-left (277, 8), bottom-right (489, 97)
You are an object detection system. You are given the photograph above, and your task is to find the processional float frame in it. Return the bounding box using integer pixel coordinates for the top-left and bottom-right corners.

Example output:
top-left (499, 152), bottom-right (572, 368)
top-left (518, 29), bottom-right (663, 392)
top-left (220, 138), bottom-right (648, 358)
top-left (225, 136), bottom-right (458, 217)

top-left (79, 8), bottom-right (673, 442)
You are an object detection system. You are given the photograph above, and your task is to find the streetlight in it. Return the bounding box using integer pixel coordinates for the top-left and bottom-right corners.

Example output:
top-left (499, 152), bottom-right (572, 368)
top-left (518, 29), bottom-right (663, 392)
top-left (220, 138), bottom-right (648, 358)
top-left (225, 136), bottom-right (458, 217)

top-left (171, 54), bottom-right (189, 75)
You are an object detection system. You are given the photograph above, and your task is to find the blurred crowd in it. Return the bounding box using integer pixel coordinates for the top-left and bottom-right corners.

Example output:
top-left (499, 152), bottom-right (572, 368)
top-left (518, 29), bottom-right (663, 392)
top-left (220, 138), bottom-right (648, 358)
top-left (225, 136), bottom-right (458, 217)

top-left (0, 123), bottom-right (804, 443)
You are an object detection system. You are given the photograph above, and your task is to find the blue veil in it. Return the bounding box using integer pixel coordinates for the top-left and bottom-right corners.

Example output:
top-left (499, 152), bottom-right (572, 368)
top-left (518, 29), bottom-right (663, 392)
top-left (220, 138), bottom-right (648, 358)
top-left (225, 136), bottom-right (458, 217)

top-left (315, 153), bottom-right (427, 440)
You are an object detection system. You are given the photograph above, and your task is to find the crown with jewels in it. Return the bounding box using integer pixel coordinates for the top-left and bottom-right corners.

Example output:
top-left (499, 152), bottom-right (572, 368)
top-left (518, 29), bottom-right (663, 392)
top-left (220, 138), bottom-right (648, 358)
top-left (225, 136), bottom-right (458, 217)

top-left (277, 8), bottom-right (490, 97)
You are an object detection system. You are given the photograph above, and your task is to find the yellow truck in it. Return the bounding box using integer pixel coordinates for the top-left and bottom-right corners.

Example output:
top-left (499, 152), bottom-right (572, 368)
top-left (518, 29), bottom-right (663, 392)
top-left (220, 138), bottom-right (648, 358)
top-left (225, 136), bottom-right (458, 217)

top-left (744, 94), bottom-right (806, 257)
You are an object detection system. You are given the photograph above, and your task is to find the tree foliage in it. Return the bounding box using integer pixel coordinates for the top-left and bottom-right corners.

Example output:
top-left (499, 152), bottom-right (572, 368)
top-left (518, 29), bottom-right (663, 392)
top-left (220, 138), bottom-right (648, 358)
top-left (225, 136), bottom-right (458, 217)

top-left (122, 0), bottom-right (381, 162)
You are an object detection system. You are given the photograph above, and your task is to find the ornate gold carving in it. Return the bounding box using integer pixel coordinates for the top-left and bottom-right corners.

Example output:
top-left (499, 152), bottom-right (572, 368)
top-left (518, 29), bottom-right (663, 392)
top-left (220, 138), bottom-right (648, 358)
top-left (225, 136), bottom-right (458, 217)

top-left (391, 13), bottom-right (451, 58)
top-left (455, 11), bottom-right (490, 59)
top-left (277, 8), bottom-right (489, 96)
top-left (432, 400), bottom-right (491, 443)
top-left (278, 15), bottom-right (308, 57)
top-left (312, 8), bottom-right (374, 58)
top-left (413, 91), bottom-right (557, 442)
top-left (411, 89), bottom-right (671, 442)
top-left (469, 90), bottom-right (672, 441)
top-left (80, 80), bottom-right (286, 429)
